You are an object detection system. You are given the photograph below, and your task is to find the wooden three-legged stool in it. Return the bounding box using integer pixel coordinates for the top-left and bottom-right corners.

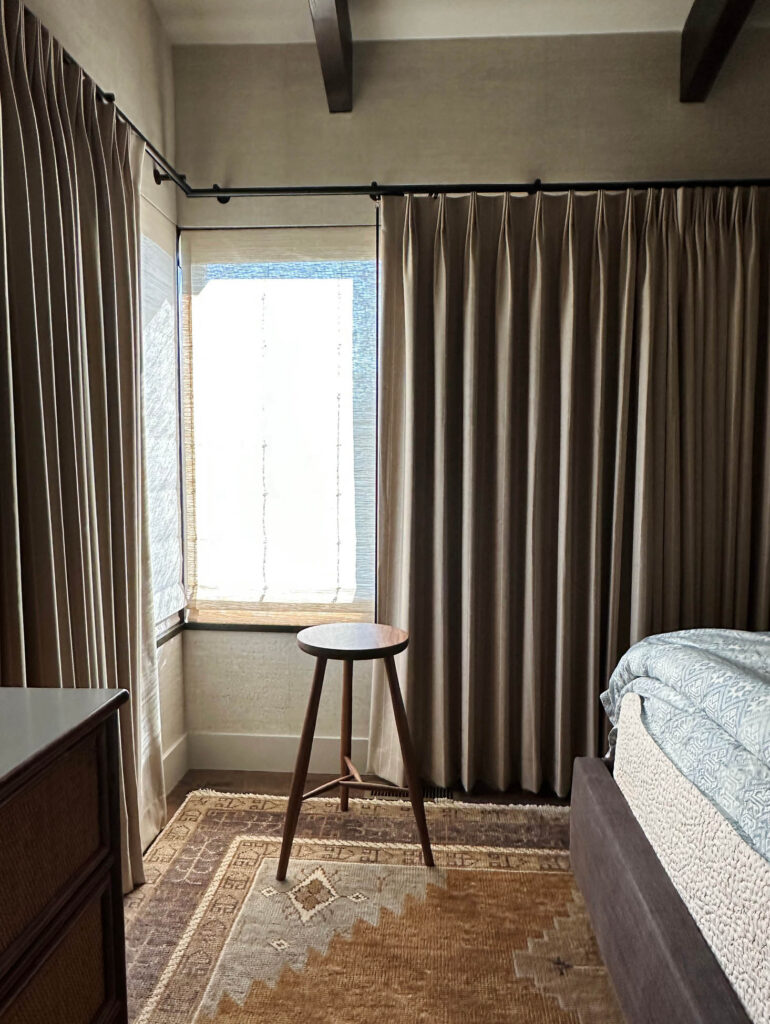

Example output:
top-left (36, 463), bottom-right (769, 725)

top-left (276, 622), bottom-right (434, 880)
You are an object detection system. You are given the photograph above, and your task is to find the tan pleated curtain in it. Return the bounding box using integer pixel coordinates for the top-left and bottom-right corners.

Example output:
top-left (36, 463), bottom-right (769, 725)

top-left (370, 190), bottom-right (770, 798)
top-left (0, 0), bottom-right (165, 889)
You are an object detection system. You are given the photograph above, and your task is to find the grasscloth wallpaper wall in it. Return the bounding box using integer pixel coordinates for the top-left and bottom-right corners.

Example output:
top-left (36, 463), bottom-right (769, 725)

top-left (27, 0), bottom-right (174, 150)
top-left (16, 5), bottom-right (770, 782)
top-left (27, 0), bottom-right (177, 223)
top-left (157, 634), bottom-right (186, 789)
top-left (183, 632), bottom-right (371, 775)
top-left (173, 31), bottom-right (770, 230)
top-left (170, 27), bottom-right (770, 776)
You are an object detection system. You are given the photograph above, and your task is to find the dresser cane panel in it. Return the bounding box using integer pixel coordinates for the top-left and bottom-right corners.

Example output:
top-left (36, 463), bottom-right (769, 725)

top-left (0, 895), bottom-right (106, 1024)
top-left (0, 735), bottom-right (102, 955)
top-left (0, 689), bottom-right (128, 1024)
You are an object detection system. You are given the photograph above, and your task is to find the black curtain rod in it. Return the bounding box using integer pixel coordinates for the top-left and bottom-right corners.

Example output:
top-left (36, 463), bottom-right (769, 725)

top-left (154, 173), bottom-right (770, 204)
top-left (60, 52), bottom-right (770, 204)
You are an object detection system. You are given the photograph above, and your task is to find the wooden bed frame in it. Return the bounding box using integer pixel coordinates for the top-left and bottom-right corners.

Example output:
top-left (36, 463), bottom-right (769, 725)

top-left (570, 757), bottom-right (751, 1024)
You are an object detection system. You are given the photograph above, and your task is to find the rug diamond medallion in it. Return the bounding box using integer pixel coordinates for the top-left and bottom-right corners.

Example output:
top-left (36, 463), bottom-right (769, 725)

top-left (125, 792), bottom-right (623, 1024)
top-left (286, 865), bottom-right (341, 922)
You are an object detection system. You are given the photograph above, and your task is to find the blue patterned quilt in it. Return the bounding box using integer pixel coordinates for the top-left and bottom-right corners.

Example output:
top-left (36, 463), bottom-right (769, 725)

top-left (601, 629), bottom-right (770, 863)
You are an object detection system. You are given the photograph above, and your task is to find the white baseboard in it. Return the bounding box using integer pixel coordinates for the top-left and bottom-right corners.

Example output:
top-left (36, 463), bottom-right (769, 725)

top-left (187, 731), bottom-right (369, 774)
top-left (162, 733), bottom-right (189, 794)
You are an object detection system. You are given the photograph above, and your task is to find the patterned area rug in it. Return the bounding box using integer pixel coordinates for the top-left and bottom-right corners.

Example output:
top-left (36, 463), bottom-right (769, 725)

top-left (125, 792), bottom-right (623, 1024)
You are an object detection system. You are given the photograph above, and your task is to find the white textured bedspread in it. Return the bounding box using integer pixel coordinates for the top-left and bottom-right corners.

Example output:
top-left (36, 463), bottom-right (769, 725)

top-left (615, 693), bottom-right (770, 1024)
top-left (601, 628), bottom-right (770, 861)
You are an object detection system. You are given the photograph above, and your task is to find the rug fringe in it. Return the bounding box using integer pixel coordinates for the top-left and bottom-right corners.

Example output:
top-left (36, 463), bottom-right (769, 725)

top-left (165, 788), bottom-right (569, 826)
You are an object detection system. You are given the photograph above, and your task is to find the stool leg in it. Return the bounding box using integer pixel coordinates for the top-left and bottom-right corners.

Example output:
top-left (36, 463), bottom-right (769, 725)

top-left (383, 655), bottom-right (434, 867)
top-left (276, 656), bottom-right (327, 881)
top-left (340, 660), bottom-right (353, 812)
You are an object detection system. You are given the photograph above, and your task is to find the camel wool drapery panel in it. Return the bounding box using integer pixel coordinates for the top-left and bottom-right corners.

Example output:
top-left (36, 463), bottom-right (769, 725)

top-left (369, 190), bottom-right (770, 798)
top-left (0, 0), bottom-right (165, 889)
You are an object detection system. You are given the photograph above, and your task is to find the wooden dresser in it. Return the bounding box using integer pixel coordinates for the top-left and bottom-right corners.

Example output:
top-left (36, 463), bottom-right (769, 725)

top-left (0, 688), bottom-right (129, 1024)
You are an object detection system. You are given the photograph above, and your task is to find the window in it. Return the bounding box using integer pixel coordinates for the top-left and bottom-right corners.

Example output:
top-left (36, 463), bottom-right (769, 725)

top-left (181, 227), bottom-right (376, 625)
top-left (141, 202), bottom-right (184, 632)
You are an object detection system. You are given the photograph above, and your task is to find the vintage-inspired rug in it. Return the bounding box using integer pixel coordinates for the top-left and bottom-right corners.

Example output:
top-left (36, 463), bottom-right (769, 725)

top-left (125, 792), bottom-right (623, 1024)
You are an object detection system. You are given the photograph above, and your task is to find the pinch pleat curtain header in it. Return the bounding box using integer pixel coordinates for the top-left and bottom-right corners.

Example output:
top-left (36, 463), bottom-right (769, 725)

top-left (370, 189), bottom-right (770, 797)
top-left (0, 0), bottom-right (165, 888)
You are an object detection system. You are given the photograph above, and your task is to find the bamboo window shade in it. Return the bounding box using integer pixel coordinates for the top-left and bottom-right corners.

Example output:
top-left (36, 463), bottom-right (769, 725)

top-left (181, 227), bottom-right (377, 626)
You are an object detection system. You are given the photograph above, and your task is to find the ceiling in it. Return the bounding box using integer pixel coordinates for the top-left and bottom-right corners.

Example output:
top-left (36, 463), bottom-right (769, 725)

top-left (154, 0), bottom-right (770, 47)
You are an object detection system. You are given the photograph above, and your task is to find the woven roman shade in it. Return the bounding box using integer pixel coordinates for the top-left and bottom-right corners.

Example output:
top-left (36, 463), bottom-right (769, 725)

top-left (181, 226), bottom-right (376, 626)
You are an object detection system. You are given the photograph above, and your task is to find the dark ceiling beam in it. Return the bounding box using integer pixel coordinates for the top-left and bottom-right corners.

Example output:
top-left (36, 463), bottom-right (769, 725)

top-left (681, 0), bottom-right (757, 101)
top-left (309, 0), bottom-right (353, 113)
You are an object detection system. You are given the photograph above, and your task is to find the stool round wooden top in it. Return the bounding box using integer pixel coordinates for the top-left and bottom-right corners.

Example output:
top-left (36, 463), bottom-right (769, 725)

top-left (297, 622), bottom-right (408, 661)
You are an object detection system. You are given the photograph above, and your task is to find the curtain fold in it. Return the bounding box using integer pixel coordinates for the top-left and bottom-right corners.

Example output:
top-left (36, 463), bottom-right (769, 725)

top-left (370, 189), bottom-right (770, 797)
top-left (0, 0), bottom-right (165, 889)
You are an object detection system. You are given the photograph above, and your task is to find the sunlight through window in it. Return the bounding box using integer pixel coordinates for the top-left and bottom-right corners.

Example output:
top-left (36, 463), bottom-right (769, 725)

top-left (182, 229), bottom-right (376, 625)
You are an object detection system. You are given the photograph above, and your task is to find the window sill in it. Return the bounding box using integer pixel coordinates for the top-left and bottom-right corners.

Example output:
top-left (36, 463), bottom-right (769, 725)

top-left (157, 607), bottom-right (376, 641)
top-left (185, 603), bottom-right (375, 629)
top-left (185, 621), bottom-right (306, 634)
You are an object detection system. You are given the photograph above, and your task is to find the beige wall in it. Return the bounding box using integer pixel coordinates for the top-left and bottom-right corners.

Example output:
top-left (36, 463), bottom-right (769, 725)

top-left (174, 30), bottom-right (770, 229)
top-left (27, 0), bottom-right (178, 222)
top-left (183, 631), bottom-right (371, 774)
top-left (28, 0), bottom-right (174, 153)
top-left (172, 27), bottom-right (770, 768)
top-left (157, 634), bottom-right (187, 791)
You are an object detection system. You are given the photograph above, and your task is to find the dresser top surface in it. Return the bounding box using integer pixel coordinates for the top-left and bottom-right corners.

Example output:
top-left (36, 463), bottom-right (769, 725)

top-left (0, 688), bottom-right (128, 785)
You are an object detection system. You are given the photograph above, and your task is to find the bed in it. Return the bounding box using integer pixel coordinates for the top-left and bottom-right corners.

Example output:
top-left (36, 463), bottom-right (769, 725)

top-left (570, 629), bottom-right (770, 1024)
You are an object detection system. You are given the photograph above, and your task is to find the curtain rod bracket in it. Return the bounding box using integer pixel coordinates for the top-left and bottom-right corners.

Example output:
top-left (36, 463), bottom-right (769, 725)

top-left (368, 181), bottom-right (381, 202)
